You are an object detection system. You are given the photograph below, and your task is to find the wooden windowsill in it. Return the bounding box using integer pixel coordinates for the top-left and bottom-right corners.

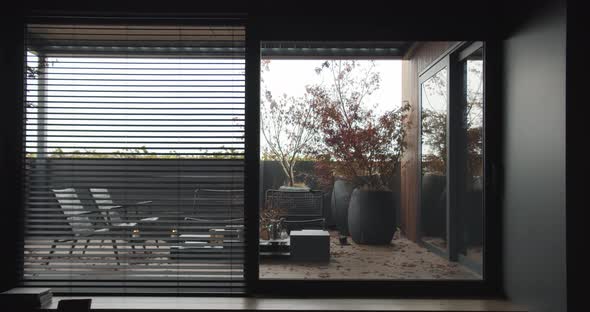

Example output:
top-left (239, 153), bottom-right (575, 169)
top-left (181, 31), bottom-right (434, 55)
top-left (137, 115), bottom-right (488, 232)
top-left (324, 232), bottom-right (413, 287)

top-left (42, 296), bottom-right (527, 311)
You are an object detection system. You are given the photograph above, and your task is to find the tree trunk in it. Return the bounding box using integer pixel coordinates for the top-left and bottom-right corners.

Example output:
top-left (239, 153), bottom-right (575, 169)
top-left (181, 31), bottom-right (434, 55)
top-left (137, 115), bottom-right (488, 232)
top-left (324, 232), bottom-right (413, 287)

top-left (288, 164), bottom-right (295, 186)
top-left (278, 158), bottom-right (291, 186)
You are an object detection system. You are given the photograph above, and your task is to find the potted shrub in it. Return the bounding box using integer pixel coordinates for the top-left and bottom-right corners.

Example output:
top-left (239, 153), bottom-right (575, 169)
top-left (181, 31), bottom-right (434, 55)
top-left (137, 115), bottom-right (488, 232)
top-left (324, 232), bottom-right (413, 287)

top-left (308, 60), bottom-right (410, 244)
top-left (260, 203), bottom-right (287, 240)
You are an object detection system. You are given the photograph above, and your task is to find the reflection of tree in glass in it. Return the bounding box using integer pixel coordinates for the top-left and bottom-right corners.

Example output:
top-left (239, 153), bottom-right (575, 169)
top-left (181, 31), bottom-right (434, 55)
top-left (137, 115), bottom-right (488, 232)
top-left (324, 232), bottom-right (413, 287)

top-left (420, 60), bottom-right (484, 177)
top-left (421, 69), bottom-right (447, 175)
top-left (465, 60), bottom-right (483, 176)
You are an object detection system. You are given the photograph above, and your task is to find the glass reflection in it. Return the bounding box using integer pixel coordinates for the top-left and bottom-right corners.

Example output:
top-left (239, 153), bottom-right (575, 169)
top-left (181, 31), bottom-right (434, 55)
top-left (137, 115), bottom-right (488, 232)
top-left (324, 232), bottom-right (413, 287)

top-left (420, 68), bottom-right (448, 252)
top-left (459, 49), bottom-right (483, 268)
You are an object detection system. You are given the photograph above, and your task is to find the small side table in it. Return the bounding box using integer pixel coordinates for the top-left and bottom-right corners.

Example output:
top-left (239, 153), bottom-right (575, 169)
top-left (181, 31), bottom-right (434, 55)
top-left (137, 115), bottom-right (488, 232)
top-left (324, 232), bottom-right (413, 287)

top-left (290, 229), bottom-right (330, 262)
top-left (259, 237), bottom-right (290, 259)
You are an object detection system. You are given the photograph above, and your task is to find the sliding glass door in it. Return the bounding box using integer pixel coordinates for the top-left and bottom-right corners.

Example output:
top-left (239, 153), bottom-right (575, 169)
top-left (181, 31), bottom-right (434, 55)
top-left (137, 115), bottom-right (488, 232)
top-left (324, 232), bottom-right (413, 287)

top-left (419, 59), bottom-right (449, 257)
top-left (419, 42), bottom-right (483, 274)
top-left (457, 43), bottom-right (484, 272)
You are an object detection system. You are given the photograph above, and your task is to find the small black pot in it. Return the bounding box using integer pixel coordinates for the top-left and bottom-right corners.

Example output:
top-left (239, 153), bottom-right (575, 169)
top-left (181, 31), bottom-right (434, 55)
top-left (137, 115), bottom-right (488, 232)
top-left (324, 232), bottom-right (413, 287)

top-left (348, 189), bottom-right (397, 245)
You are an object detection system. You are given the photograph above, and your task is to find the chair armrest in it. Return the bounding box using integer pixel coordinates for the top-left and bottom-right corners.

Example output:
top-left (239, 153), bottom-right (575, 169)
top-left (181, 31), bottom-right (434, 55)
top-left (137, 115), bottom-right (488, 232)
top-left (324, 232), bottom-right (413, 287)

top-left (139, 216), bottom-right (159, 222)
top-left (105, 205), bottom-right (124, 210)
top-left (116, 201), bottom-right (152, 207)
top-left (184, 217), bottom-right (244, 222)
top-left (68, 210), bottom-right (96, 215)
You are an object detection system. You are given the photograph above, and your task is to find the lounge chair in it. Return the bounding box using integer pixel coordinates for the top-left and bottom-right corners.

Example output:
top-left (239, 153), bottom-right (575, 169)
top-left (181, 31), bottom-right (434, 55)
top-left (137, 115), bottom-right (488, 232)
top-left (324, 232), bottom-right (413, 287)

top-left (89, 188), bottom-right (158, 225)
top-left (49, 188), bottom-right (121, 264)
top-left (89, 188), bottom-right (160, 251)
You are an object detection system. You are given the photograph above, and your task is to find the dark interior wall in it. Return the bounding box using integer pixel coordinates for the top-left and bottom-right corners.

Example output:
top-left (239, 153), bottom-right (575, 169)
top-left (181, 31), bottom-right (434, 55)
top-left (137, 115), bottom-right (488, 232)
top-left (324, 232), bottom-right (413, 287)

top-left (502, 2), bottom-right (566, 311)
top-left (0, 18), bottom-right (25, 293)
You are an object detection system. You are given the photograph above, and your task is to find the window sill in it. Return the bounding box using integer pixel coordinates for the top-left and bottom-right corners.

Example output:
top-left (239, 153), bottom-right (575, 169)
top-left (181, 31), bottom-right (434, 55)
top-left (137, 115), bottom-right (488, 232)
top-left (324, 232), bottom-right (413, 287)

top-left (42, 296), bottom-right (527, 311)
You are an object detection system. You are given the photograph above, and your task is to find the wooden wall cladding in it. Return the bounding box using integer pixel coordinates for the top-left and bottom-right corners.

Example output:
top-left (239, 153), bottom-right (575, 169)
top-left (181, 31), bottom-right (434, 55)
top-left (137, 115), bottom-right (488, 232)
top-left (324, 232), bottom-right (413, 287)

top-left (400, 42), bottom-right (456, 242)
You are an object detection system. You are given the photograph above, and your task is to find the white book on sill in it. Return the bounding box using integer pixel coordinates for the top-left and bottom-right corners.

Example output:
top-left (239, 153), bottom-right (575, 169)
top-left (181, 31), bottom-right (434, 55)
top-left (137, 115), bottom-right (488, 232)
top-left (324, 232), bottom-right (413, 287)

top-left (0, 287), bottom-right (51, 297)
top-left (0, 287), bottom-right (52, 307)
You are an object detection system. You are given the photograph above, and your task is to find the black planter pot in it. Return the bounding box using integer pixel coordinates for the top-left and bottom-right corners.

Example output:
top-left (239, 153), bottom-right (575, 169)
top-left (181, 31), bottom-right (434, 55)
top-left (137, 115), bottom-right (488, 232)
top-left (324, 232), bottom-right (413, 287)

top-left (331, 180), bottom-right (353, 235)
top-left (323, 190), bottom-right (336, 227)
top-left (420, 174), bottom-right (446, 238)
top-left (348, 189), bottom-right (397, 245)
top-left (461, 176), bottom-right (483, 246)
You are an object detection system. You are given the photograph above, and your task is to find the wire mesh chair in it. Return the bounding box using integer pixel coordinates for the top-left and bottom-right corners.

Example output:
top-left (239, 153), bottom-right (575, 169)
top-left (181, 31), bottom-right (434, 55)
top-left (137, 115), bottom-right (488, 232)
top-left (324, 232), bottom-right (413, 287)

top-left (264, 189), bottom-right (324, 218)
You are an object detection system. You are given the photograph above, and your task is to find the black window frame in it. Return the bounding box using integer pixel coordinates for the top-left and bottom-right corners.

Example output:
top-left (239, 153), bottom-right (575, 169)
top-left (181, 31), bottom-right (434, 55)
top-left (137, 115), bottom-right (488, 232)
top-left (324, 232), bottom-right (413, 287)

top-left (2, 14), bottom-right (504, 298)
top-left (417, 41), bottom-right (485, 274)
top-left (252, 40), bottom-right (503, 297)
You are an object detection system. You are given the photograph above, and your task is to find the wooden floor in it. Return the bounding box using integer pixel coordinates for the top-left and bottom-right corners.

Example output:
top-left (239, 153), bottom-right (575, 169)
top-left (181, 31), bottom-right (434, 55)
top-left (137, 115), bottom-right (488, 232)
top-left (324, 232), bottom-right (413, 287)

top-left (43, 297), bottom-right (527, 311)
top-left (260, 231), bottom-right (480, 280)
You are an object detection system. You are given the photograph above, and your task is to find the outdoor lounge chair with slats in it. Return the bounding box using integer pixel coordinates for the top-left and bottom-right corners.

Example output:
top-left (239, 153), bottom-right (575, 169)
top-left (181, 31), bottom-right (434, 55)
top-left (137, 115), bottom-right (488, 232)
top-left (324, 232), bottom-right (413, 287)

top-left (90, 188), bottom-right (160, 249)
top-left (89, 188), bottom-right (158, 225)
top-left (49, 188), bottom-right (127, 265)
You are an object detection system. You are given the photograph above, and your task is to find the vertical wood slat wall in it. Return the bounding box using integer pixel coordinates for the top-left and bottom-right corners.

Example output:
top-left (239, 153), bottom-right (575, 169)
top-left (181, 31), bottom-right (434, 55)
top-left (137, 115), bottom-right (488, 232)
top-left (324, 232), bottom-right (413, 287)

top-left (400, 42), bottom-right (456, 242)
top-left (21, 23), bottom-right (246, 294)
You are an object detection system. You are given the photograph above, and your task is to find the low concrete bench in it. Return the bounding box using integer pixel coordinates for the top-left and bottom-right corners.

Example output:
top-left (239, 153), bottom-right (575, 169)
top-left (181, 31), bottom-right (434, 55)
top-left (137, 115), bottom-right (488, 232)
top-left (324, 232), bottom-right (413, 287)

top-left (290, 229), bottom-right (330, 262)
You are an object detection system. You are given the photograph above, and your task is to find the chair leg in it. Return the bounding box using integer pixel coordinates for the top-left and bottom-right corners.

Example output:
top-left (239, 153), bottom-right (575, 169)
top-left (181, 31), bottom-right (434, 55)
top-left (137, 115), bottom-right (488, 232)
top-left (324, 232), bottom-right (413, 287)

top-left (46, 241), bottom-right (57, 265)
top-left (112, 240), bottom-right (120, 266)
top-left (82, 239), bottom-right (90, 255)
top-left (69, 240), bottom-right (77, 255)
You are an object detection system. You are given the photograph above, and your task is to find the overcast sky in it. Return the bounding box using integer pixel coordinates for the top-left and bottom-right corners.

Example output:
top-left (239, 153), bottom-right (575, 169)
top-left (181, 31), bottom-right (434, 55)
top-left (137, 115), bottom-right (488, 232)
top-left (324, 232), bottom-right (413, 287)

top-left (26, 55), bottom-right (403, 155)
top-left (262, 59), bottom-right (403, 114)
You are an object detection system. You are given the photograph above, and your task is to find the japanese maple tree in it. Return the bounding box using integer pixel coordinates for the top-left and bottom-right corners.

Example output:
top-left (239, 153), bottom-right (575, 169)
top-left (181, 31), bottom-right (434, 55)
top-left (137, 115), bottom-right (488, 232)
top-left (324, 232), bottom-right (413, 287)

top-left (308, 60), bottom-right (410, 191)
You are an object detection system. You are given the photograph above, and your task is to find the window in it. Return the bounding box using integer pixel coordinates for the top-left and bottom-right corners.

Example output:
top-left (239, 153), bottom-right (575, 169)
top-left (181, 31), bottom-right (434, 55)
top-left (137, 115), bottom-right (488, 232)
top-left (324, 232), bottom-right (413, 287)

top-left (420, 65), bottom-right (449, 257)
top-left (17, 23), bottom-right (492, 294)
top-left (418, 42), bottom-right (484, 275)
top-left (258, 41), bottom-right (484, 281)
top-left (456, 43), bottom-right (484, 272)
top-left (22, 23), bottom-right (246, 294)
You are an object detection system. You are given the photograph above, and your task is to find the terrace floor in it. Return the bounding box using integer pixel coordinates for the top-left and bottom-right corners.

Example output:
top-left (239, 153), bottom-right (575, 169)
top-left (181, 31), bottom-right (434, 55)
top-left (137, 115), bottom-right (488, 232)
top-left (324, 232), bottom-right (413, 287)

top-left (23, 231), bottom-right (480, 281)
top-left (259, 230), bottom-right (480, 280)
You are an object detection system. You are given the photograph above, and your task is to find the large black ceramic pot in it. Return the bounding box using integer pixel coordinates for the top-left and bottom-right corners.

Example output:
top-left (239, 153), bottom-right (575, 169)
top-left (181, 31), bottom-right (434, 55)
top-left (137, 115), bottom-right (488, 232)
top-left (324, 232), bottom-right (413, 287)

top-left (348, 188), bottom-right (397, 245)
top-left (420, 174), bottom-right (446, 237)
top-left (322, 190), bottom-right (336, 228)
top-left (331, 180), bottom-right (353, 235)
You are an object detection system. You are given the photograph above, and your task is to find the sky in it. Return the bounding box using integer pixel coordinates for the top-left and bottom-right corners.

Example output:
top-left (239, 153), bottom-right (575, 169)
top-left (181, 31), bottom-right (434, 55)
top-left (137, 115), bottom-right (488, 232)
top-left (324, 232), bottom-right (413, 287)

top-left (26, 52), bottom-right (482, 164)
top-left (26, 55), bottom-right (402, 157)
top-left (25, 53), bottom-right (245, 155)
top-left (262, 59), bottom-right (403, 115)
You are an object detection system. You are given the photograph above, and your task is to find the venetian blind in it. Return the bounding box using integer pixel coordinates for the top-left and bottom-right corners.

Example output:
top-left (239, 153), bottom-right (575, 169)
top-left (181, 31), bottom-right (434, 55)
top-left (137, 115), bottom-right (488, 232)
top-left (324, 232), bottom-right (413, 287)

top-left (21, 23), bottom-right (246, 294)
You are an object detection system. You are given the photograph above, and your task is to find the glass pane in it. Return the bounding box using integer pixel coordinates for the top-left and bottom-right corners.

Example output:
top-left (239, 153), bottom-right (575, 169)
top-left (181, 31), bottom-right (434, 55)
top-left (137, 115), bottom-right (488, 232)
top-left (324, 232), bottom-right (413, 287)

top-left (258, 42), bottom-right (480, 281)
top-left (259, 58), bottom-right (407, 280)
top-left (22, 24), bottom-right (247, 293)
top-left (459, 48), bottom-right (484, 269)
top-left (420, 67), bottom-right (448, 254)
